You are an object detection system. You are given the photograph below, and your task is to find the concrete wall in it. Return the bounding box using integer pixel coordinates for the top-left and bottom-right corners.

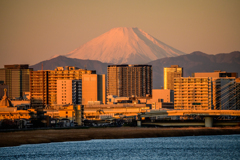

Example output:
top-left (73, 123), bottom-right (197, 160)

top-left (152, 89), bottom-right (174, 103)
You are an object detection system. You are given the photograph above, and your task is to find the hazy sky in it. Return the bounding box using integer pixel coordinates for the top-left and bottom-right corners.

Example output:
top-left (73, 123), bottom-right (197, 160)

top-left (0, 0), bottom-right (240, 67)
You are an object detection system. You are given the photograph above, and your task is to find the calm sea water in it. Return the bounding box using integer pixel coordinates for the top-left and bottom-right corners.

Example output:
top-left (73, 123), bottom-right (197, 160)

top-left (0, 135), bottom-right (240, 160)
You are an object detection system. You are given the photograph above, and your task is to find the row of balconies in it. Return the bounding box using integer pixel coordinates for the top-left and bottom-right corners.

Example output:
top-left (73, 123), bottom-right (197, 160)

top-left (174, 104), bottom-right (209, 106)
top-left (174, 88), bottom-right (209, 90)
top-left (174, 97), bottom-right (209, 99)
top-left (174, 87), bottom-right (209, 89)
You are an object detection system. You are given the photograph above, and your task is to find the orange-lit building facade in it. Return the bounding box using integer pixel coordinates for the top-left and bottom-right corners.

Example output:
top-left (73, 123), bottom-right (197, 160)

top-left (30, 66), bottom-right (95, 108)
top-left (174, 77), bottom-right (212, 110)
top-left (82, 74), bottom-right (105, 105)
top-left (164, 65), bottom-right (183, 90)
top-left (57, 79), bottom-right (82, 105)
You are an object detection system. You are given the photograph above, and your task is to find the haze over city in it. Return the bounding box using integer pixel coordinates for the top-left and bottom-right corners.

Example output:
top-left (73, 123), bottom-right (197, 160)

top-left (0, 0), bottom-right (240, 67)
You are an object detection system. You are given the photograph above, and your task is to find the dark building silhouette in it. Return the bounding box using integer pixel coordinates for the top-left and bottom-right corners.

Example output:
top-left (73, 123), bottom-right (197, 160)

top-left (107, 65), bottom-right (152, 98)
top-left (0, 64), bottom-right (32, 99)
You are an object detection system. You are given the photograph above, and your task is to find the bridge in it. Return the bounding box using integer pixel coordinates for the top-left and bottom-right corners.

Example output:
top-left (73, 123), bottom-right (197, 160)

top-left (138, 110), bottom-right (240, 127)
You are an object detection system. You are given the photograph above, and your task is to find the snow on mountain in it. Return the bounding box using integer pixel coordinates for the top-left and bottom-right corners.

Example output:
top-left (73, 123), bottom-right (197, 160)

top-left (65, 27), bottom-right (186, 64)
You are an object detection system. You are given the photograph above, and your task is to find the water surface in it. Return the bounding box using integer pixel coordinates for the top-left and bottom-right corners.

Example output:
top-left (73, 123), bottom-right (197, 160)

top-left (1, 135), bottom-right (239, 160)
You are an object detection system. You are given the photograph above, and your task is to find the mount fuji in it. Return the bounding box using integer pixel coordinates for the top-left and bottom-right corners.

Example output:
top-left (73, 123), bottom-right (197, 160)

top-left (64, 27), bottom-right (186, 64)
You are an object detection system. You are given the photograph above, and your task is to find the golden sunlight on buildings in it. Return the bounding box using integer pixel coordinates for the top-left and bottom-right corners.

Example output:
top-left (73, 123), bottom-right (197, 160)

top-left (82, 74), bottom-right (105, 105)
top-left (0, 89), bottom-right (33, 120)
top-left (30, 66), bottom-right (95, 107)
top-left (174, 77), bottom-right (212, 110)
top-left (164, 65), bottom-right (182, 90)
top-left (84, 104), bottom-right (149, 120)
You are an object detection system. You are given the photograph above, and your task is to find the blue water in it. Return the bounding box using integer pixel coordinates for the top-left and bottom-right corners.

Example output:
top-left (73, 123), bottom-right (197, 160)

top-left (0, 135), bottom-right (240, 160)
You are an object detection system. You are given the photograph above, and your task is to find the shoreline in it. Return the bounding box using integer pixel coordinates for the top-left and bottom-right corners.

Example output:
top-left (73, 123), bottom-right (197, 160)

top-left (1, 127), bottom-right (240, 148)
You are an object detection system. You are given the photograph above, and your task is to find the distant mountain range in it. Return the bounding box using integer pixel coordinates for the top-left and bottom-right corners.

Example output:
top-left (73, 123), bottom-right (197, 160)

top-left (149, 51), bottom-right (240, 88)
top-left (52, 27), bottom-right (186, 64)
top-left (31, 51), bottom-right (240, 89)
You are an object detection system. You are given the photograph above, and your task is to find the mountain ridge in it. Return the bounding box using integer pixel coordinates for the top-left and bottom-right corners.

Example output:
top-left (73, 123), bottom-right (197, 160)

top-left (31, 51), bottom-right (240, 89)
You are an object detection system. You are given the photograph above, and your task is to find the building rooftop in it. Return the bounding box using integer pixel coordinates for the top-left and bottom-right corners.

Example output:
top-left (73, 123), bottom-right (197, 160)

top-left (4, 64), bottom-right (29, 69)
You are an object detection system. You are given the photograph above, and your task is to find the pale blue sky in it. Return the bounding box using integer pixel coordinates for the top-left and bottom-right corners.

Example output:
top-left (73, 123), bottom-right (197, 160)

top-left (0, 0), bottom-right (239, 67)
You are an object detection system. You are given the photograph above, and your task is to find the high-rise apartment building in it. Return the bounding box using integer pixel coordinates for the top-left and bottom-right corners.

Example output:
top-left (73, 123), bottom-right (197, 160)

top-left (174, 76), bottom-right (239, 110)
top-left (164, 65), bottom-right (183, 90)
top-left (174, 77), bottom-right (212, 110)
top-left (30, 66), bottom-right (95, 107)
top-left (212, 77), bottom-right (237, 110)
top-left (82, 74), bottom-right (105, 105)
top-left (193, 71), bottom-right (239, 110)
top-left (236, 78), bottom-right (240, 110)
top-left (107, 65), bottom-right (152, 98)
top-left (29, 70), bottom-right (48, 107)
top-left (56, 74), bottom-right (106, 106)
top-left (57, 79), bottom-right (82, 105)
top-left (0, 65), bottom-right (32, 99)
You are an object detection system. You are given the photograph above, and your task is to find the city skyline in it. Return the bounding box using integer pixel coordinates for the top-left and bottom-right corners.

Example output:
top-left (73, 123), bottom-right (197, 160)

top-left (1, 0), bottom-right (240, 67)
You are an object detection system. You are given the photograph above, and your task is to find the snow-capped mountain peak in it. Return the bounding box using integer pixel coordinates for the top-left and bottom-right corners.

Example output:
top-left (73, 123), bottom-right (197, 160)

top-left (65, 27), bottom-right (186, 64)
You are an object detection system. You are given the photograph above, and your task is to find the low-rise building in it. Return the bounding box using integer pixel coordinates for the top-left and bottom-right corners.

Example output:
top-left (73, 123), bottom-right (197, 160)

top-left (84, 103), bottom-right (149, 120)
top-left (0, 89), bottom-right (31, 120)
top-left (45, 105), bottom-right (84, 125)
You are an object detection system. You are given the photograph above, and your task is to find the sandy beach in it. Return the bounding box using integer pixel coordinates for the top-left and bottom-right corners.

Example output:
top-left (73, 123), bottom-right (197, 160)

top-left (1, 127), bottom-right (240, 147)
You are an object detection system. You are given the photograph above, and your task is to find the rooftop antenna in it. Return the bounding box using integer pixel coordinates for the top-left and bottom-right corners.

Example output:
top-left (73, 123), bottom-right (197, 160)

top-left (42, 63), bottom-right (43, 71)
top-left (84, 65), bottom-right (87, 70)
